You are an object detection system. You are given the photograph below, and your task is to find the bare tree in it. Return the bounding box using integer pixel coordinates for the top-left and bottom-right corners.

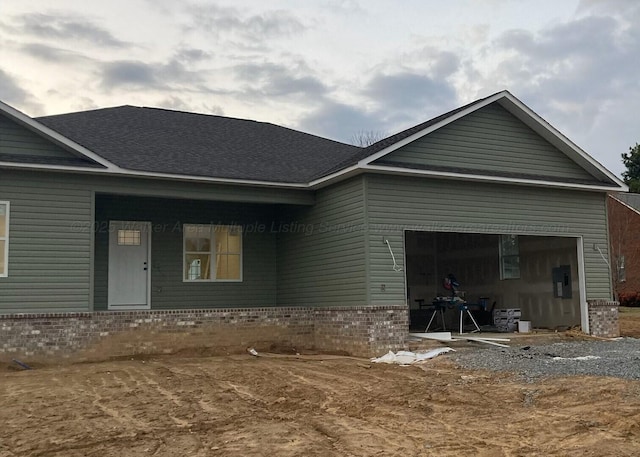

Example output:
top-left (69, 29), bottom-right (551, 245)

top-left (350, 130), bottom-right (386, 147)
top-left (609, 197), bottom-right (640, 301)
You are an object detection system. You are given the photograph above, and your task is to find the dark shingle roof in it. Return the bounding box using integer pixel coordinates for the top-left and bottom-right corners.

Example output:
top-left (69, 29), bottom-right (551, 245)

top-left (315, 94), bottom-right (494, 179)
top-left (0, 152), bottom-right (104, 168)
top-left (36, 106), bottom-right (362, 183)
top-left (614, 192), bottom-right (640, 210)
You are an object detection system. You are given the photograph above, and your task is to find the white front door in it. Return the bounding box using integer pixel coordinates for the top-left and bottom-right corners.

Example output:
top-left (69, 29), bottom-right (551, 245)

top-left (108, 221), bottom-right (151, 309)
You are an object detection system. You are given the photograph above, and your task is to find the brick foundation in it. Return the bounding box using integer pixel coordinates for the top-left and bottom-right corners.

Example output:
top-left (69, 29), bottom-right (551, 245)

top-left (0, 305), bottom-right (409, 361)
top-left (587, 300), bottom-right (620, 338)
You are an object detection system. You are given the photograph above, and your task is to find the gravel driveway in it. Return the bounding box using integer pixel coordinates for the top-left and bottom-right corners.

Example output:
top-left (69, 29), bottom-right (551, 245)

top-left (451, 337), bottom-right (640, 381)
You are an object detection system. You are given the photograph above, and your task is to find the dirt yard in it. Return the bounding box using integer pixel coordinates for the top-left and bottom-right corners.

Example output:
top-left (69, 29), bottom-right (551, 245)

top-left (1, 311), bottom-right (639, 457)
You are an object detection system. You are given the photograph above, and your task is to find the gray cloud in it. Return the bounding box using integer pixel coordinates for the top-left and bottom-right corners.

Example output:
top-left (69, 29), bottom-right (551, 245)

top-left (233, 62), bottom-right (327, 97)
top-left (174, 47), bottom-right (211, 63)
top-left (99, 59), bottom-right (205, 91)
top-left (364, 72), bottom-right (457, 115)
top-left (297, 101), bottom-right (385, 144)
top-left (297, 67), bottom-right (459, 144)
top-left (4, 13), bottom-right (129, 48)
top-left (0, 68), bottom-right (30, 105)
top-left (475, 5), bottom-right (640, 176)
top-left (490, 12), bottom-right (640, 130)
top-left (21, 42), bottom-right (92, 64)
top-left (185, 4), bottom-right (305, 41)
top-left (101, 61), bottom-right (158, 89)
top-left (0, 68), bottom-right (42, 113)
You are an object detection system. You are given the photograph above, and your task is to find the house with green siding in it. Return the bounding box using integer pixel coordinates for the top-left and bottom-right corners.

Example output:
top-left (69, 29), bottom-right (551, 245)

top-left (0, 91), bottom-right (626, 358)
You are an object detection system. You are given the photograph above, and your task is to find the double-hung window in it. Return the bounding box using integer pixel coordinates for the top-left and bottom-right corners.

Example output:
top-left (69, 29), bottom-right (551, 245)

top-left (183, 224), bottom-right (242, 281)
top-left (499, 234), bottom-right (520, 279)
top-left (0, 202), bottom-right (8, 277)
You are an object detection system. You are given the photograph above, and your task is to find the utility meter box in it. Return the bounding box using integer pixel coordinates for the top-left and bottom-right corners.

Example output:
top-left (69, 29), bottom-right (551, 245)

top-left (552, 265), bottom-right (572, 299)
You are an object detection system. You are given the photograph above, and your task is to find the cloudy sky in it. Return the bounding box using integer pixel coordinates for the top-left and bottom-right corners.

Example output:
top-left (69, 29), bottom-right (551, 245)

top-left (0, 0), bottom-right (638, 177)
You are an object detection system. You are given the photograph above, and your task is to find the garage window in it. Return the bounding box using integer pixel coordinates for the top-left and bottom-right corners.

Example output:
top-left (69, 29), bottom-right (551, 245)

top-left (0, 202), bottom-right (8, 277)
top-left (499, 234), bottom-right (520, 279)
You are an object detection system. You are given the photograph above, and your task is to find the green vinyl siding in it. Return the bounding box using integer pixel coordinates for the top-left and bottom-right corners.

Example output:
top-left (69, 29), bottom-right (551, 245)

top-left (378, 103), bottom-right (595, 181)
top-left (276, 177), bottom-right (367, 306)
top-left (365, 174), bottom-right (611, 305)
top-left (0, 168), bottom-right (315, 315)
top-left (94, 195), bottom-right (277, 310)
top-left (0, 114), bottom-right (77, 159)
top-left (0, 173), bottom-right (92, 313)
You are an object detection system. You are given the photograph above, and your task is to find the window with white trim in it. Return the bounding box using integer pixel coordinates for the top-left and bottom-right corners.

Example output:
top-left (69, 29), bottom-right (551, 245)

top-left (0, 202), bottom-right (8, 277)
top-left (499, 234), bottom-right (520, 279)
top-left (183, 224), bottom-right (242, 281)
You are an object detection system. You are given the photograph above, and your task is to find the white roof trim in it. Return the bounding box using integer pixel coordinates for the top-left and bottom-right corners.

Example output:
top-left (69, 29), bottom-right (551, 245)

top-left (357, 91), bottom-right (508, 167)
top-left (362, 163), bottom-right (625, 192)
top-left (308, 164), bottom-right (361, 189)
top-left (0, 100), bottom-right (118, 170)
top-left (1, 95), bottom-right (627, 193)
top-left (496, 93), bottom-right (626, 187)
top-left (348, 90), bottom-right (625, 190)
top-left (0, 161), bottom-right (308, 189)
top-left (609, 194), bottom-right (640, 216)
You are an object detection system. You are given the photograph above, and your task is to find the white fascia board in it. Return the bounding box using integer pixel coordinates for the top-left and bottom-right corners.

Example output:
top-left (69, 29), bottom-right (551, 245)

top-left (362, 163), bottom-right (626, 192)
top-left (496, 93), bottom-right (626, 188)
top-left (0, 100), bottom-right (118, 170)
top-left (307, 164), bottom-right (362, 189)
top-left (357, 91), bottom-right (509, 167)
top-left (350, 90), bottom-right (624, 190)
top-left (0, 161), bottom-right (308, 189)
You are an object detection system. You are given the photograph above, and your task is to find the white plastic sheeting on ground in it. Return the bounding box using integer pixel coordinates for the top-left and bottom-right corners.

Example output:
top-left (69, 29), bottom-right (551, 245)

top-left (371, 348), bottom-right (454, 365)
top-left (552, 355), bottom-right (601, 361)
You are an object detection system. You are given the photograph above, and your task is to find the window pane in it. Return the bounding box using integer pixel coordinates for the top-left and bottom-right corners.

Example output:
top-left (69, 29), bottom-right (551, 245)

top-left (185, 254), bottom-right (211, 280)
top-left (185, 237), bottom-right (210, 252)
top-left (216, 226), bottom-right (230, 252)
top-left (227, 231), bottom-right (241, 253)
top-left (117, 229), bottom-right (141, 246)
top-left (502, 255), bottom-right (520, 279)
top-left (185, 225), bottom-right (212, 238)
top-left (0, 204), bottom-right (6, 238)
top-left (216, 254), bottom-right (240, 280)
top-left (0, 240), bottom-right (4, 275)
top-left (185, 225), bottom-right (212, 252)
top-left (500, 234), bottom-right (518, 255)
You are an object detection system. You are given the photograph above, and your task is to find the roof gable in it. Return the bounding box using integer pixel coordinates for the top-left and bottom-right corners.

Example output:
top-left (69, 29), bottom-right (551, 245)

top-left (0, 112), bottom-right (102, 168)
top-left (372, 102), bottom-right (597, 184)
top-left (0, 101), bottom-right (112, 169)
top-left (0, 92), bottom-right (627, 192)
top-left (310, 90), bottom-right (625, 191)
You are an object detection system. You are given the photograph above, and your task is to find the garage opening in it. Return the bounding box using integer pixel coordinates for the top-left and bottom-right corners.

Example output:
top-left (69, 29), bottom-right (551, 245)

top-left (405, 231), bottom-right (582, 332)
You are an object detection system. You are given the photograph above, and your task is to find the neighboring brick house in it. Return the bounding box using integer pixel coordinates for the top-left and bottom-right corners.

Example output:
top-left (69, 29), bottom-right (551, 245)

top-left (608, 193), bottom-right (640, 303)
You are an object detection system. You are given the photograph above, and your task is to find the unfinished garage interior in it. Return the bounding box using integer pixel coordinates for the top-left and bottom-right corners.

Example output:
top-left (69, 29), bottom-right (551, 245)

top-left (405, 230), bottom-right (582, 331)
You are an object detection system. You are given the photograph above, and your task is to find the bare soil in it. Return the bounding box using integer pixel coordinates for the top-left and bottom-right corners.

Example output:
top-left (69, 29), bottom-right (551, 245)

top-left (1, 313), bottom-right (639, 457)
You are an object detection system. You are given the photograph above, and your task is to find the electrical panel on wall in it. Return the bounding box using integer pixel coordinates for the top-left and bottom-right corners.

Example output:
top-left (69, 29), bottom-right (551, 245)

top-left (552, 265), bottom-right (572, 299)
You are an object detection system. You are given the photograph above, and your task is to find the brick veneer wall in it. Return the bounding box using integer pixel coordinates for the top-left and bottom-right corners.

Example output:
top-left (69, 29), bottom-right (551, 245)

top-left (0, 305), bottom-right (409, 361)
top-left (587, 300), bottom-right (620, 338)
top-left (608, 196), bottom-right (640, 299)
